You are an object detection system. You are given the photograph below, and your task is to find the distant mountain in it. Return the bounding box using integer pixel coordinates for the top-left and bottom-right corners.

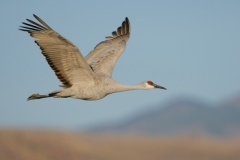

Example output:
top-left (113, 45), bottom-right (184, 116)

top-left (89, 95), bottom-right (240, 136)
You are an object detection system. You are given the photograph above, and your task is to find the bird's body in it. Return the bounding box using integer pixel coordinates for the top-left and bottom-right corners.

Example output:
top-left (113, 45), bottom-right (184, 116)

top-left (20, 15), bottom-right (166, 101)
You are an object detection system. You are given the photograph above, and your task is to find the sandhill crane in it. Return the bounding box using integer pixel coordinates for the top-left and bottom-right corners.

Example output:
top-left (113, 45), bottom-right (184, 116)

top-left (19, 14), bottom-right (166, 101)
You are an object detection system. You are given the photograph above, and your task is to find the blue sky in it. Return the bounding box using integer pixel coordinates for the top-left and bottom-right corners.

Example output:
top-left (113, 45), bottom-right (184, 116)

top-left (0, 0), bottom-right (240, 130)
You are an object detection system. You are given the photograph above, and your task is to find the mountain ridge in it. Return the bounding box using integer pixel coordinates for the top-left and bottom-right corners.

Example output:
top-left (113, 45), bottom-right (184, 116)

top-left (88, 95), bottom-right (240, 136)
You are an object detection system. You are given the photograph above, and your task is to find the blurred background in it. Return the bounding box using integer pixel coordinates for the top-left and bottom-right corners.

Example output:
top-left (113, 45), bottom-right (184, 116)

top-left (1, 0), bottom-right (240, 159)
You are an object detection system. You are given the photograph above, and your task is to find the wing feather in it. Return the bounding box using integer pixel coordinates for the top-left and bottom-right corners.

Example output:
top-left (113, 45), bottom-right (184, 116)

top-left (85, 17), bottom-right (130, 77)
top-left (20, 14), bottom-right (97, 88)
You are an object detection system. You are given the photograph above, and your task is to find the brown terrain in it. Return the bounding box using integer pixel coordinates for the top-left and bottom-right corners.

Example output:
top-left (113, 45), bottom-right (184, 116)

top-left (1, 129), bottom-right (240, 160)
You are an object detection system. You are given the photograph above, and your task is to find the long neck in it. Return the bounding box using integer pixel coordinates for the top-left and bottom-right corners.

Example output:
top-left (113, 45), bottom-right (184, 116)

top-left (106, 81), bottom-right (146, 94)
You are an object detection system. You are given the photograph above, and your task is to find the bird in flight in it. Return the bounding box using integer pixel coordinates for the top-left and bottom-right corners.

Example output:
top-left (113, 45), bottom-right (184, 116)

top-left (19, 14), bottom-right (166, 101)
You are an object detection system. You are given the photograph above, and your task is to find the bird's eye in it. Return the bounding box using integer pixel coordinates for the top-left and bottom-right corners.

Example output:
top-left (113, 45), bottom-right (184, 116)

top-left (147, 81), bottom-right (154, 86)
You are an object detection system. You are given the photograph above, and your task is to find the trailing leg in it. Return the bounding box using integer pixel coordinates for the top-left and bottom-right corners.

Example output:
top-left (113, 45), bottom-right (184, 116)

top-left (27, 91), bottom-right (60, 101)
top-left (27, 94), bottom-right (49, 100)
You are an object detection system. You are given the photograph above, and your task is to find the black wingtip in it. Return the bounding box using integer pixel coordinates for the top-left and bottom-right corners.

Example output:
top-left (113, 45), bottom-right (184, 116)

top-left (19, 28), bottom-right (29, 32)
top-left (33, 14), bottom-right (39, 19)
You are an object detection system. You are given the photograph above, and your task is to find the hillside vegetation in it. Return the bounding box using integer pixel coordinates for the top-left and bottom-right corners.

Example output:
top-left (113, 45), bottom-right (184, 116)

top-left (1, 129), bottom-right (240, 160)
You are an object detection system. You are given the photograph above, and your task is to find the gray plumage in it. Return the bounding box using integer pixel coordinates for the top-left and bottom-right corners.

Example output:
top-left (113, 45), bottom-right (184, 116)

top-left (19, 14), bottom-right (166, 101)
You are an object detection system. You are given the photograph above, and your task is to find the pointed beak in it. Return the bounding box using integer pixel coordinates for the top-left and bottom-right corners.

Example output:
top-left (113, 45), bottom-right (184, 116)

top-left (154, 84), bottom-right (167, 90)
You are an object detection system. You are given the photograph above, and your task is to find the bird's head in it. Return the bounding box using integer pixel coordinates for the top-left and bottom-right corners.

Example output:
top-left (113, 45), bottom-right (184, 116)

top-left (144, 81), bottom-right (167, 90)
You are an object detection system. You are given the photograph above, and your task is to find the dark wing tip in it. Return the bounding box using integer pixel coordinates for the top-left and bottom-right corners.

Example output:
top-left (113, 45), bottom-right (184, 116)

top-left (19, 14), bottom-right (51, 32)
top-left (125, 17), bottom-right (130, 27)
top-left (19, 28), bottom-right (29, 32)
top-left (125, 17), bottom-right (130, 33)
top-left (105, 17), bottom-right (130, 40)
top-left (33, 14), bottom-right (39, 19)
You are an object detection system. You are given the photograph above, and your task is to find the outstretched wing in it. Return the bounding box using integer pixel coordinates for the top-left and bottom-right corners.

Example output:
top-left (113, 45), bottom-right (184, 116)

top-left (85, 17), bottom-right (130, 77)
top-left (20, 14), bottom-right (97, 88)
